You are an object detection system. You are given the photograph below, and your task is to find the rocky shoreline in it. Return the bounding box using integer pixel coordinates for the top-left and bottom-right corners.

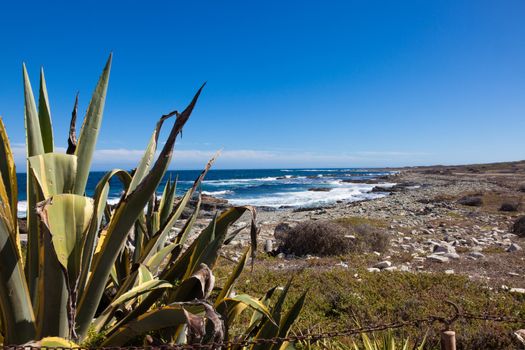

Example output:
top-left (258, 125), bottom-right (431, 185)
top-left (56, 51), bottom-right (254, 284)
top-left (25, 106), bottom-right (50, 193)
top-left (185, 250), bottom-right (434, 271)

top-left (190, 161), bottom-right (525, 290)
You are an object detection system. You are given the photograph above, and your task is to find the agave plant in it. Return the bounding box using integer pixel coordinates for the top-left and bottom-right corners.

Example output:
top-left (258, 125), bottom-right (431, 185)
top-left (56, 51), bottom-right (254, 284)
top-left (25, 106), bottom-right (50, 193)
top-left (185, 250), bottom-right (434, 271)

top-left (0, 55), bottom-right (305, 347)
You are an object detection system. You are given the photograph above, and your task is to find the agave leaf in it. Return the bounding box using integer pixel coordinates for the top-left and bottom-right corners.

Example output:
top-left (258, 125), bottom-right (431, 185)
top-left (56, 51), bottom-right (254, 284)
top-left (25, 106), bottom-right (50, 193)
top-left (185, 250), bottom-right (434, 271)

top-left (37, 194), bottom-right (94, 278)
top-left (108, 205), bottom-right (255, 336)
top-left (0, 117), bottom-right (18, 224)
top-left (23, 64), bottom-right (44, 157)
top-left (215, 247), bottom-right (250, 305)
top-left (67, 93), bottom-right (79, 154)
top-left (73, 54), bottom-right (112, 195)
top-left (30, 336), bottom-right (79, 348)
top-left (251, 279), bottom-right (293, 350)
top-left (93, 278), bottom-right (173, 332)
top-left (272, 291), bottom-right (307, 345)
top-left (38, 68), bottom-right (54, 153)
top-left (76, 85), bottom-right (205, 339)
top-left (0, 215), bottom-right (36, 344)
top-left (28, 153), bottom-right (77, 199)
top-left (158, 176), bottom-right (176, 227)
top-left (78, 169), bottom-right (131, 296)
top-left (224, 294), bottom-right (274, 325)
top-left (175, 194), bottom-right (201, 247)
top-left (173, 263), bottom-right (215, 302)
top-left (23, 64), bottom-right (45, 304)
top-left (112, 279), bottom-right (172, 308)
top-left (139, 154), bottom-right (215, 265)
top-left (101, 305), bottom-right (188, 346)
top-left (146, 241), bottom-right (179, 273)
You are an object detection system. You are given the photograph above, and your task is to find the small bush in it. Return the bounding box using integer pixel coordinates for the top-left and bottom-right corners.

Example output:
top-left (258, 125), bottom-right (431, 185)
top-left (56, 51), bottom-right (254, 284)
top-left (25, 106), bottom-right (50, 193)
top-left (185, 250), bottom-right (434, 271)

top-left (350, 224), bottom-right (390, 253)
top-left (277, 221), bottom-right (353, 256)
top-left (500, 202), bottom-right (519, 212)
top-left (457, 195), bottom-right (483, 207)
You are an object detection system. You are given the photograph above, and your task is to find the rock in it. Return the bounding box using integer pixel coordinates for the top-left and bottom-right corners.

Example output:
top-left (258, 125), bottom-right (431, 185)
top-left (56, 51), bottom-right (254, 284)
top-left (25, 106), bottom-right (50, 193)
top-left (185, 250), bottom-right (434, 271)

top-left (444, 252), bottom-right (460, 259)
top-left (373, 261), bottom-right (392, 269)
top-left (445, 269), bottom-right (455, 274)
top-left (512, 216), bottom-right (525, 237)
top-left (383, 266), bottom-right (397, 271)
top-left (468, 252), bottom-right (485, 259)
top-left (500, 202), bottom-right (519, 212)
top-left (506, 243), bottom-right (522, 252)
top-left (264, 239), bottom-right (273, 253)
top-left (367, 267), bottom-right (380, 272)
top-left (276, 253), bottom-right (285, 259)
top-left (457, 195), bottom-right (483, 207)
top-left (433, 243), bottom-right (456, 254)
top-left (427, 254), bottom-right (449, 263)
top-left (308, 187), bottom-right (332, 192)
top-left (510, 288), bottom-right (525, 294)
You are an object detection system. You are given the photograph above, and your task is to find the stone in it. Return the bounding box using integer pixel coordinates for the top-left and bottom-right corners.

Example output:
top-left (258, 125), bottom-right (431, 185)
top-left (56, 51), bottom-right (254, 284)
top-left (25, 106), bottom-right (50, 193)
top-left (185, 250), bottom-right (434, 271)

top-left (433, 243), bottom-right (456, 254)
top-left (445, 269), bottom-right (455, 274)
top-left (512, 216), bottom-right (525, 237)
top-left (264, 239), bottom-right (273, 253)
top-left (468, 252), bottom-right (486, 259)
top-left (367, 267), bottom-right (380, 272)
top-left (510, 288), bottom-right (525, 294)
top-left (427, 254), bottom-right (449, 263)
top-left (506, 243), bottom-right (522, 252)
top-left (374, 261), bottom-right (392, 269)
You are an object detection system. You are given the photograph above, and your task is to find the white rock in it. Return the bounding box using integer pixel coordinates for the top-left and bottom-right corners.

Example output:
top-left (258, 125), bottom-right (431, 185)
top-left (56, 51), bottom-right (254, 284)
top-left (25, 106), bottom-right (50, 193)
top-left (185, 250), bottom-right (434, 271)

top-left (427, 254), bottom-right (449, 263)
top-left (367, 267), bottom-right (380, 272)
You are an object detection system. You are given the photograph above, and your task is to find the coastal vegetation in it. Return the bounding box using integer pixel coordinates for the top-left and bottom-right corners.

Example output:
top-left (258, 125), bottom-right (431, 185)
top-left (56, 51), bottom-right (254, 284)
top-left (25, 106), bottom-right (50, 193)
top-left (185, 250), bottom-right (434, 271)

top-left (0, 56), bottom-right (305, 346)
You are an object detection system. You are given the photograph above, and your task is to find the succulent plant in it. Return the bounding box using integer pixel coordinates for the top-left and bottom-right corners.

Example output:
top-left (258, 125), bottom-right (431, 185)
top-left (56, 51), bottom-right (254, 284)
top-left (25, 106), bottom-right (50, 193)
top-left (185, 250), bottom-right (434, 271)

top-left (0, 55), bottom-right (305, 347)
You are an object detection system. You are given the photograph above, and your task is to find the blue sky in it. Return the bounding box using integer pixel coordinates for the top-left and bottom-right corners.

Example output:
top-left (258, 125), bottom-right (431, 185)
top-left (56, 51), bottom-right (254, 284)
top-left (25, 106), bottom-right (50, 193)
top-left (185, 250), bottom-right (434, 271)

top-left (0, 0), bottom-right (524, 169)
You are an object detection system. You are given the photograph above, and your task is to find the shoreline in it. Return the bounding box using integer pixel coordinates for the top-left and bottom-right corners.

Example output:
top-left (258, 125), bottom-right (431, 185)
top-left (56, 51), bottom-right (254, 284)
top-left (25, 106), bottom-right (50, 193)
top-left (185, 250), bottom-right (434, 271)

top-left (206, 161), bottom-right (525, 290)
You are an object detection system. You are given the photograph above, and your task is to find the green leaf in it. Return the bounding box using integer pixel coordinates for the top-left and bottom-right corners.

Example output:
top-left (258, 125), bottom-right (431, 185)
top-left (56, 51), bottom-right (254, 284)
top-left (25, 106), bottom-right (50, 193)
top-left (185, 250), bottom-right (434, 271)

top-left (28, 153), bottom-right (77, 199)
top-left (146, 241), bottom-right (179, 273)
top-left (0, 117), bottom-right (18, 225)
top-left (101, 305), bottom-right (188, 346)
top-left (37, 194), bottom-right (94, 282)
top-left (0, 214), bottom-right (36, 344)
top-left (215, 247), bottom-right (250, 305)
top-left (23, 64), bottom-right (44, 157)
top-left (38, 68), bottom-right (54, 153)
top-left (73, 54), bottom-right (112, 195)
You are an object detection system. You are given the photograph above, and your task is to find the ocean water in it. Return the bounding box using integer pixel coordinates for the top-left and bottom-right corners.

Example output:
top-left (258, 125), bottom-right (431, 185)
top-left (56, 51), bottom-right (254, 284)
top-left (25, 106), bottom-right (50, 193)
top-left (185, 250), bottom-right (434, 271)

top-left (16, 168), bottom-right (394, 216)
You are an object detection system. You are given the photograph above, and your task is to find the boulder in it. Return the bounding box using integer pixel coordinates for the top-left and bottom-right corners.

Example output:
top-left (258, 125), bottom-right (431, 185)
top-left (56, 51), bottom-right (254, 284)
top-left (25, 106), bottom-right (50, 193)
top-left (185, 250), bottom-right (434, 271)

top-left (308, 187), bottom-right (332, 192)
top-left (427, 254), bottom-right (449, 263)
top-left (373, 261), bottom-right (392, 269)
top-left (457, 195), bottom-right (483, 207)
top-left (506, 243), bottom-right (522, 252)
top-left (500, 202), bottom-right (519, 212)
top-left (512, 216), bottom-right (525, 237)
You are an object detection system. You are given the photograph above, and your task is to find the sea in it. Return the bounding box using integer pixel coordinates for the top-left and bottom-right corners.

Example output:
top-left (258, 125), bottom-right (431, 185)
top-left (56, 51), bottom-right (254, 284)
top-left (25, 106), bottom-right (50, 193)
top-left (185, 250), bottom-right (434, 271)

top-left (16, 168), bottom-right (395, 216)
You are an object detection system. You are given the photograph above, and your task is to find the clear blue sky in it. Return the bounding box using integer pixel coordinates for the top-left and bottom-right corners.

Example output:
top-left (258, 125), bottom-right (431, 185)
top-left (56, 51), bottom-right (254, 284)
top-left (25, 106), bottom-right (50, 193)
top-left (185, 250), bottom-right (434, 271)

top-left (1, 0), bottom-right (524, 169)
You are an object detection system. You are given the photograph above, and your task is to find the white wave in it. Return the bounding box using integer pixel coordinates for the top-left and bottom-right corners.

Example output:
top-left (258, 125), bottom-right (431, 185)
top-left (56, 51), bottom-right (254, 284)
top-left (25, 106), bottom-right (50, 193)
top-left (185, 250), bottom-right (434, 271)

top-left (17, 201), bottom-right (27, 218)
top-left (204, 177), bottom-right (279, 186)
top-left (227, 184), bottom-right (388, 208)
top-left (202, 190), bottom-right (234, 196)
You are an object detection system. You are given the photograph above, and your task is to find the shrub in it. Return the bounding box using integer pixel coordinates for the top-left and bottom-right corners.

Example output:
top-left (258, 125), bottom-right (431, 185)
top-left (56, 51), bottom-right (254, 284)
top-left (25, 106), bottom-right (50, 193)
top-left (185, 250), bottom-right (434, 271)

top-left (457, 195), bottom-right (483, 207)
top-left (500, 202), bottom-right (519, 212)
top-left (350, 224), bottom-right (390, 253)
top-left (277, 220), bottom-right (353, 256)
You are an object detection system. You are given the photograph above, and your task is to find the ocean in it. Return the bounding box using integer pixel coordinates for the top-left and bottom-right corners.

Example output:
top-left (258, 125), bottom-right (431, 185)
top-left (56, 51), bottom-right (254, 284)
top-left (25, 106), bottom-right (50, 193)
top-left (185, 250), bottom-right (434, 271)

top-left (16, 168), bottom-right (394, 216)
